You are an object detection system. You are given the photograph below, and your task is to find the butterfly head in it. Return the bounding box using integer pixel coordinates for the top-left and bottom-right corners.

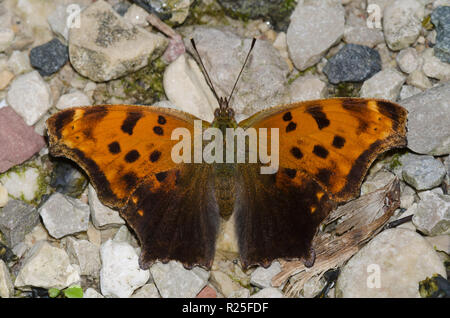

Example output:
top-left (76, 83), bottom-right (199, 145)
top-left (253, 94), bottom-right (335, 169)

top-left (214, 97), bottom-right (235, 120)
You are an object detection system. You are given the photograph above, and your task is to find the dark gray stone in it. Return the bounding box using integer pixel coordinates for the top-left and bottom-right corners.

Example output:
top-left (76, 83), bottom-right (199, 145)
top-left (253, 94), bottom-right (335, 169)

top-left (50, 160), bottom-right (88, 198)
top-left (0, 200), bottom-right (39, 247)
top-left (323, 44), bottom-right (381, 84)
top-left (431, 6), bottom-right (450, 64)
top-left (30, 38), bottom-right (69, 77)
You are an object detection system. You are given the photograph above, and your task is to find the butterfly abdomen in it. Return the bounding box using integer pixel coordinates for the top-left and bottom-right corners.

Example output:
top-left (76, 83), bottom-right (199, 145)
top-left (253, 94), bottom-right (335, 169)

top-left (213, 163), bottom-right (238, 219)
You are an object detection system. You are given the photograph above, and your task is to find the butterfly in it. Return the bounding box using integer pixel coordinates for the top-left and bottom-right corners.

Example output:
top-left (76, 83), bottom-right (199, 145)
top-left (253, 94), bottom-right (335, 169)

top-left (46, 40), bottom-right (407, 270)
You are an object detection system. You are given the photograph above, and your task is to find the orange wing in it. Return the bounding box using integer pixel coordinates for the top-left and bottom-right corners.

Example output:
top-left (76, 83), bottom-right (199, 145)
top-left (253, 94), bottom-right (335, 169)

top-left (47, 105), bottom-right (220, 268)
top-left (240, 98), bottom-right (407, 202)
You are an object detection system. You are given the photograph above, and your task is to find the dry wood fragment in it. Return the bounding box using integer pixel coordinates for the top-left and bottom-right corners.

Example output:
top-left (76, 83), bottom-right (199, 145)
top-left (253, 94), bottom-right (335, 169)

top-left (272, 179), bottom-right (401, 297)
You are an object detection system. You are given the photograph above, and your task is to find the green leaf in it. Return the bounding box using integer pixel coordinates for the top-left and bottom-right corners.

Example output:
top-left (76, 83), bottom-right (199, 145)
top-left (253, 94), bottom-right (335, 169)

top-left (48, 288), bottom-right (61, 298)
top-left (63, 285), bottom-right (83, 298)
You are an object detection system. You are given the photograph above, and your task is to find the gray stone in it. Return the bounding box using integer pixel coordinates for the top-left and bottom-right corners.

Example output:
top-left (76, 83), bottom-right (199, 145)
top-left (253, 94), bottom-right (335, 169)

top-left (422, 48), bottom-right (450, 81)
top-left (30, 38), bottom-right (68, 77)
top-left (210, 270), bottom-right (242, 298)
top-left (287, 0), bottom-right (345, 71)
top-left (182, 27), bottom-right (289, 122)
top-left (401, 83), bottom-right (450, 155)
top-left (64, 237), bottom-right (101, 277)
top-left (431, 6), bottom-right (450, 63)
top-left (383, 0), bottom-right (425, 51)
top-left (0, 27), bottom-right (14, 52)
top-left (400, 153), bottom-right (446, 190)
top-left (0, 164), bottom-right (46, 203)
top-left (6, 71), bottom-right (52, 126)
top-left (15, 241), bottom-right (80, 289)
top-left (0, 199), bottom-right (39, 247)
top-left (360, 68), bottom-right (405, 100)
top-left (336, 229), bottom-right (446, 297)
top-left (151, 261), bottom-right (209, 298)
top-left (412, 191), bottom-right (450, 236)
top-left (406, 70), bottom-right (432, 90)
top-left (343, 24), bottom-right (385, 48)
top-left (361, 170), bottom-right (396, 196)
top-left (396, 48), bottom-right (422, 74)
top-left (39, 192), bottom-right (90, 239)
top-left (0, 107), bottom-right (45, 173)
top-left (426, 235), bottom-right (450, 254)
top-left (288, 75), bottom-right (327, 102)
top-left (250, 287), bottom-right (284, 298)
top-left (100, 239), bottom-right (149, 298)
top-left (399, 85), bottom-right (422, 100)
top-left (131, 283), bottom-right (161, 298)
top-left (88, 185), bottom-right (124, 229)
top-left (323, 44), bottom-right (381, 84)
top-left (83, 288), bottom-right (104, 298)
top-left (250, 262), bottom-right (281, 289)
top-left (0, 260), bottom-right (13, 298)
top-left (69, 0), bottom-right (167, 82)
top-left (56, 90), bottom-right (91, 110)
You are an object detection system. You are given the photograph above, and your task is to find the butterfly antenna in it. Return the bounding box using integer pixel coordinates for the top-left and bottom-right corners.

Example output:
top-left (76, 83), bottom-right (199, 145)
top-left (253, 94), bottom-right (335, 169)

top-left (228, 38), bottom-right (256, 105)
top-left (190, 38), bottom-right (222, 106)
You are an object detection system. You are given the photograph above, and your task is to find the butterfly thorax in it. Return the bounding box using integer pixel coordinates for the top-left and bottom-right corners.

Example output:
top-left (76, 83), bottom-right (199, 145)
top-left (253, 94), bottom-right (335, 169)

top-left (211, 99), bottom-right (239, 219)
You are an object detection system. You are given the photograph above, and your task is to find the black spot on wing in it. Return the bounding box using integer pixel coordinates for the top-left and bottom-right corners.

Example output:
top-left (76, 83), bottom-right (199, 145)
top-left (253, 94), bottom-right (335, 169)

top-left (121, 112), bottom-right (143, 135)
top-left (153, 126), bottom-right (164, 136)
top-left (155, 171), bottom-right (167, 182)
top-left (286, 122), bottom-right (297, 133)
top-left (150, 150), bottom-right (161, 162)
top-left (291, 147), bottom-right (303, 159)
top-left (125, 150), bottom-right (140, 163)
top-left (122, 172), bottom-right (138, 191)
top-left (376, 100), bottom-right (404, 131)
top-left (305, 105), bottom-right (330, 130)
top-left (157, 115), bottom-right (167, 125)
top-left (108, 141), bottom-right (121, 154)
top-left (284, 168), bottom-right (297, 179)
top-left (313, 145), bottom-right (329, 158)
top-left (282, 112), bottom-right (292, 121)
top-left (52, 109), bottom-right (75, 138)
top-left (316, 169), bottom-right (332, 186)
top-left (332, 135), bottom-right (346, 149)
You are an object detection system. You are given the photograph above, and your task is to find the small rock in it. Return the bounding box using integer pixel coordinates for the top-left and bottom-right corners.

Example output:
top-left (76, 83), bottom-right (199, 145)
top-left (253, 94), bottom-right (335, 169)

top-left (323, 44), bottom-right (381, 84)
top-left (0, 69), bottom-right (14, 90)
top-left (210, 270), bottom-right (242, 298)
top-left (39, 192), bottom-right (90, 239)
top-left (132, 283), bottom-right (161, 298)
top-left (343, 24), bottom-right (385, 48)
top-left (196, 285), bottom-right (217, 298)
top-left (133, 0), bottom-right (192, 25)
top-left (0, 182), bottom-right (7, 207)
top-left (361, 170), bottom-right (396, 195)
top-left (30, 38), bottom-right (69, 76)
top-left (0, 106), bottom-right (46, 173)
top-left (69, 0), bottom-right (167, 82)
top-left (7, 50), bottom-right (32, 75)
top-left (15, 241), bottom-right (80, 290)
top-left (360, 68), bottom-right (405, 100)
top-left (151, 261), bottom-right (209, 298)
top-left (383, 0), bottom-right (425, 51)
top-left (0, 27), bottom-right (14, 52)
top-left (287, 0), bottom-right (345, 71)
top-left (400, 153), bottom-right (446, 190)
top-left (250, 262), bottom-right (281, 289)
top-left (336, 229), bottom-right (447, 297)
top-left (163, 54), bottom-right (218, 122)
top-left (123, 4), bottom-right (149, 27)
top-left (228, 288), bottom-right (250, 298)
top-left (0, 260), bottom-right (13, 298)
top-left (23, 223), bottom-right (50, 250)
top-left (0, 199), bottom-right (39, 247)
top-left (49, 160), bottom-right (88, 198)
top-left (250, 287), bottom-right (284, 298)
top-left (88, 184), bottom-right (124, 229)
top-left (412, 191), bottom-right (450, 236)
top-left (396, 48), bottom-right (421, 74)
top-left (431, 6), bottom-right (450, 63)
top-left (401, 82), bottom-right (450, 155)
top-left (56, 90), bottom-right (90, 110)
top-left (399, 85), bottom-right (422, 100)
top-left (6, 71), bottom-right (52, 126)
top-left (289, 75), bottom-right (327, 102)
top-left (64, 237), bottom-right (101, 277)
top-left (100, 239), bottom-right (149, 298)
top-left (406, 70), bottom-right (432, 90)
top-left (426, 235), bottom-right (450, 254)
top-left (83, 288), bottom-right (104, 298)
top-left (112, 225), bottom-right (138, 248)
top-left (422, 48), bottom-right (450, 81)
top-left (0, 164), bottom-right (46, 203)
top-left (400, 184), bottom-right (416, 209)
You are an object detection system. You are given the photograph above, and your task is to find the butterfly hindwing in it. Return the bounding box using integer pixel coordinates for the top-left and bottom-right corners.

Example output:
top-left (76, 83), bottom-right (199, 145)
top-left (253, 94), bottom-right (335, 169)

top-left (47, 105), bottom-right (220, 268)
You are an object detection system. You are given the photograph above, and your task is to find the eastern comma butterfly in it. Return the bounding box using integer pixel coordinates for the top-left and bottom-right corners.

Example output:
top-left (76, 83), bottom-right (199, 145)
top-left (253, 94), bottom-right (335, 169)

top-left (46, 39), bottom-right (407, 270)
